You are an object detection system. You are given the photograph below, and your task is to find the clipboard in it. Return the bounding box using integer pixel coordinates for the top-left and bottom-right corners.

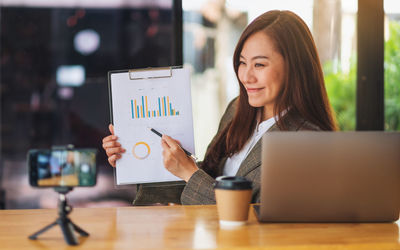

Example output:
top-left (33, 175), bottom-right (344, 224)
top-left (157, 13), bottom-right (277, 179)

top-left (108, 66), bottom-right (195, 185)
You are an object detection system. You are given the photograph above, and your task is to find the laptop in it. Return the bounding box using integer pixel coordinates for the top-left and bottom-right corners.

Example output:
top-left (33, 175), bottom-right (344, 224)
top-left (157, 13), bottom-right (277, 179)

top-left (254, 131), bottom-right (400, 222)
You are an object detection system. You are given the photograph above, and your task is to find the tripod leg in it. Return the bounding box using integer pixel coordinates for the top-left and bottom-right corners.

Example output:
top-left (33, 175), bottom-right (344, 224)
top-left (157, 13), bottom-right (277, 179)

top-left (28, 221), bottom-right (58, 240)
top-left (70, 221), bottom-right (89, 237)
top-left (58, 219), bottom-right (78, 246)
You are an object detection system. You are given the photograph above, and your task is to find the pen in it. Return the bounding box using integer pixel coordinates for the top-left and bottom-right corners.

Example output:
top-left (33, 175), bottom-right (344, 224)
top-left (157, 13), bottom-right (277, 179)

top-left (148, 127), bottom-right (198, 161)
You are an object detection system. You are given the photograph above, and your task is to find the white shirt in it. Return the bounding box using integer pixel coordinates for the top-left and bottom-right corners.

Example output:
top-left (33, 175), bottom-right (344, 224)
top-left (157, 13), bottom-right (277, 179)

top-left (223, 116), bottom-right (276, 176)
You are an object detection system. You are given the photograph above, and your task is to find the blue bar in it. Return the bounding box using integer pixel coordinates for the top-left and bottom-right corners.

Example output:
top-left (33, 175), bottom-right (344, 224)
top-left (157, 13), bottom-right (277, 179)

top-left (148, 111), bottom-right (150, 117)
top-left (158, 98), bottom-right (161, 116)
top-left (153, 111), bottom-right (156, 117)
top-left (142, 96), bottom-right (145, 118)
top-left (137, 106), bottom-right (140, 118)
top-left (131, 100), bottom-right (134, 119)
top-left (170, 103), bottom-right (172, 115)
top-left (163, 97), bottom-right (167, 116)
top-left (176, 111), bottom-right (179, 115)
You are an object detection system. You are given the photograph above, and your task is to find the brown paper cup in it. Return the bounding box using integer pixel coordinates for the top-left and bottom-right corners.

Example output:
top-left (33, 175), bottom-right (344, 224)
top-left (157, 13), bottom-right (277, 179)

top-left (214, 176), bottom-right (252, 227)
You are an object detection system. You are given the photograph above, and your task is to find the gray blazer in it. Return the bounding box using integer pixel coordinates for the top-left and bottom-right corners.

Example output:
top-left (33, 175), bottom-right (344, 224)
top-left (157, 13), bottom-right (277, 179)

top-left (133, 98), bottom-right (320, 206)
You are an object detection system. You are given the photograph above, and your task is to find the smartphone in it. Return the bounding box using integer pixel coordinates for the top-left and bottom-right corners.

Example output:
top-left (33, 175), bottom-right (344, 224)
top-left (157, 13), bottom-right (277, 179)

top-left (28, 148), bottom-right (97, 187)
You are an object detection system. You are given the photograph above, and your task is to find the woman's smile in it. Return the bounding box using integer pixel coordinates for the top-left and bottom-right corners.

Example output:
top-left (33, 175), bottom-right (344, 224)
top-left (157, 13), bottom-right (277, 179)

top-left (246, 87), bottom-right (265, 94)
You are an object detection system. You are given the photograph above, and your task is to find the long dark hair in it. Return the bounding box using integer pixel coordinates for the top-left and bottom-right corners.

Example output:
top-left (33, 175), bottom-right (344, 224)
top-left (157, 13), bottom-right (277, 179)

top-left (202, 10), bottom-right (337, 177)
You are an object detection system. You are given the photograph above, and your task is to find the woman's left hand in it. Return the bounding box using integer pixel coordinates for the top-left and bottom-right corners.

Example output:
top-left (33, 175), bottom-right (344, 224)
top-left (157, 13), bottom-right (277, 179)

top-left (161, 135), bottom-right (198, 182)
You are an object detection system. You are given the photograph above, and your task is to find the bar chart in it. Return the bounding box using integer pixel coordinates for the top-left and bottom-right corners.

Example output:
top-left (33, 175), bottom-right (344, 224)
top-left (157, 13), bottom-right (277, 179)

top-left (130, 96), bottom-right (180, 119)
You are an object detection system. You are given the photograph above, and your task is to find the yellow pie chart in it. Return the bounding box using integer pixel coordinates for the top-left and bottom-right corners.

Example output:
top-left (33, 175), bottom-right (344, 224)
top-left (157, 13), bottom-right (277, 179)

top-left (132, 141), bottom-right (151, 160)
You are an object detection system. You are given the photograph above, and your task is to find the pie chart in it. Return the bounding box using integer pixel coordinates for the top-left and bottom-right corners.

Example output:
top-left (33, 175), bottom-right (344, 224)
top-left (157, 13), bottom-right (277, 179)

top-left (132, 141), bottom-right (151, 160)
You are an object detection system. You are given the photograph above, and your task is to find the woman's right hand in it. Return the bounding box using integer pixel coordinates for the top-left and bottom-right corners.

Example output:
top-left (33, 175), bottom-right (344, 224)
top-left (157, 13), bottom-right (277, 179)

top-left (102, 124), bottom-right (126, 167)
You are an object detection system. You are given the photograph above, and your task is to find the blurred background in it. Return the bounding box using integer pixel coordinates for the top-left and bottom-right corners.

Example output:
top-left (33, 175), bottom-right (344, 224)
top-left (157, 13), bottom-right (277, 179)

top-left (0, 0), bottom-right (399, 209)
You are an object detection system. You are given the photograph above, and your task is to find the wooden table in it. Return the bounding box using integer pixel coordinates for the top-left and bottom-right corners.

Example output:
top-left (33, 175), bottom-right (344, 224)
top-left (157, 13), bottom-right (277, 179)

top-left (1, 205), bottom-right (399, 249)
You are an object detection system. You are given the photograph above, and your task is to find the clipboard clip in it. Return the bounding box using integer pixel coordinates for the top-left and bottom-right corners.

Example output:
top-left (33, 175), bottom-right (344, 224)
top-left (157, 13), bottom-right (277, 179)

top-left (128, 67), bottom-right (172, 80)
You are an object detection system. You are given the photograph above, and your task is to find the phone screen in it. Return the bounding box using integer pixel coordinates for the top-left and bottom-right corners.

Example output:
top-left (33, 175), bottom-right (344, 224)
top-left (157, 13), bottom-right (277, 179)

top-left (29, 149), bottom-right (97, 187)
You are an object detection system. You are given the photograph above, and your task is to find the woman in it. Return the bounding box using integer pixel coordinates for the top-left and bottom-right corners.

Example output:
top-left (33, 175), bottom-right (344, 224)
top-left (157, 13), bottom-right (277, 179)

top-left (102, 10), bottom-right (337, 205)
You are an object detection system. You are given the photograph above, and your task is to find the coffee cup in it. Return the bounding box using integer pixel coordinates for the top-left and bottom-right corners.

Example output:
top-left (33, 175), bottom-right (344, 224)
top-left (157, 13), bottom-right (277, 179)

top-left (214, 176), bottom-right (252, 227)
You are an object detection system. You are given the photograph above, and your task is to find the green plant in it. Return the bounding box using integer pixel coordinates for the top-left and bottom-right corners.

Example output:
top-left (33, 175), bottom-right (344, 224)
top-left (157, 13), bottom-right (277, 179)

top-left (324, 60), bottom-right (356, 131)
top-left (384, 21), bottom-right (400, 131)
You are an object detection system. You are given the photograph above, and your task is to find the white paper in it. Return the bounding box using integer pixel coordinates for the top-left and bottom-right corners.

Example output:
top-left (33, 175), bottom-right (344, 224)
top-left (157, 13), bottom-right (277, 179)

top-left (110, 67), bottom-right (195, 185)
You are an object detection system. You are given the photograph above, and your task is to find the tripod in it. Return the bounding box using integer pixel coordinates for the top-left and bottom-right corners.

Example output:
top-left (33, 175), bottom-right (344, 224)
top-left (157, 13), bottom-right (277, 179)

top-left (28, 187), bottom-right (89, 245)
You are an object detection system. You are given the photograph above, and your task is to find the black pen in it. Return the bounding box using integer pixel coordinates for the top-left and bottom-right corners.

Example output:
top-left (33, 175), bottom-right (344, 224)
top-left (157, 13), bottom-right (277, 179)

top-left (148, 127), bottom-right (198, 161)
